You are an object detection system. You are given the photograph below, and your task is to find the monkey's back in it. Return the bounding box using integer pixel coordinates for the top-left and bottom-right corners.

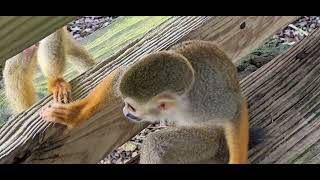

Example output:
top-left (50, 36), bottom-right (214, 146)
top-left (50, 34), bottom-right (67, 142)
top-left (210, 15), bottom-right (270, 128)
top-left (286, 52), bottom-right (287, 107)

top-left (171, 40), bottom-right (242, 123)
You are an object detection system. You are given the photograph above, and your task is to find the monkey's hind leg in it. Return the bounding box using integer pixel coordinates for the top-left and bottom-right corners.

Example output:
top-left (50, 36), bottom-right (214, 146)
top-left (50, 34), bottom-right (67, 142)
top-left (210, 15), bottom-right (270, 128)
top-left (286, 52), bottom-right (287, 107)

top-left (37, 35), bottom-right (71, 104)
top-left (224, 100), bottom-right (249, 164)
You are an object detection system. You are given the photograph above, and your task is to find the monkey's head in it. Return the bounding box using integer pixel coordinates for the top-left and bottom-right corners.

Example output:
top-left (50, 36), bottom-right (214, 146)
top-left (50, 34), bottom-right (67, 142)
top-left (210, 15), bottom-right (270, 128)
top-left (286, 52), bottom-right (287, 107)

top-left (119, 51), bottom-right (195, 124)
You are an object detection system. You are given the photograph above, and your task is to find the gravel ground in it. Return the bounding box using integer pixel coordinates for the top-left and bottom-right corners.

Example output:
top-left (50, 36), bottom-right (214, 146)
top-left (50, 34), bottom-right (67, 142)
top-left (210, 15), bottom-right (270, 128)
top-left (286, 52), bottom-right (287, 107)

top-left (237, 16), bottom-right (320, 80)
top-left (67, 16), bottom-right (118, 40)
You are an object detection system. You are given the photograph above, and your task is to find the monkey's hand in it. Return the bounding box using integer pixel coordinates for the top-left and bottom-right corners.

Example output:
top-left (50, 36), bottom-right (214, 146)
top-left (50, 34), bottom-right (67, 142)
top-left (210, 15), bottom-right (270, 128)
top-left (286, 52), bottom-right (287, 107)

top-left (41, 68), bottom-right (122, 129)
top-left (48, 78), bottom-right (72, 104)
top-left (40, 99), bottom-right (90, 129)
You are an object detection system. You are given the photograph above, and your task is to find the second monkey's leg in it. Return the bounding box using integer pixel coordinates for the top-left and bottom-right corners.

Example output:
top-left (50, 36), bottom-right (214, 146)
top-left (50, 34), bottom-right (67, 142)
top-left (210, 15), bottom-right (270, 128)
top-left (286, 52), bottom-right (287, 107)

top-left (37, 30), bottom-right (71, 104)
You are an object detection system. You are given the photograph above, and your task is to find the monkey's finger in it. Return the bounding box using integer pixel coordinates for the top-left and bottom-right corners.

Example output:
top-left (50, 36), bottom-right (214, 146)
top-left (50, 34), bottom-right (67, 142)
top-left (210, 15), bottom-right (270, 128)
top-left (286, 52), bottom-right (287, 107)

top-left (42, 116), bottom-right (68, 126)
top-left (42, 107), bottom-right (69, 117)
top-left (53, 90), bottom-right (59, 103)
top-left (41, 110), bottom-right (68, 123)
top-left (68, 92), bottom-right (72, 102)
top-left (48, 103), bottom-right (79, 117)
top-left (62, 88), bottom-right (70, 104)
top-left (50, 103), bottom-right (69, 110)
top-left (67, 90), bottom-right (72, 102)
top-left (63, 93), bottom-right (68, 104)
top-left (42, 111), bottom-right (75, 128)
top-left (58, 88), bottom-right (63, 103)
top-left (56, 90), bottom-right (60, 103)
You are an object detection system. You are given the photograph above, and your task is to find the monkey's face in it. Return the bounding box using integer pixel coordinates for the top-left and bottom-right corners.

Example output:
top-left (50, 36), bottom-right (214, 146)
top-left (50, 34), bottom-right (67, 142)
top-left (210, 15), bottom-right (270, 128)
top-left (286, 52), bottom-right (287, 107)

top-left (122, 92), bottom-right (179, 124)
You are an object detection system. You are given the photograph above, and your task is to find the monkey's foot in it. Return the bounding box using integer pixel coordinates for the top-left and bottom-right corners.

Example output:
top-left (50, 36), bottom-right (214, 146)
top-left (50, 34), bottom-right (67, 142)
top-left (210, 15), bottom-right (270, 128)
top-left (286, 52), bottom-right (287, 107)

top-left (40, 101), bottom-right (87, 129)
top-left (48, 78), bottom-right (72, 104)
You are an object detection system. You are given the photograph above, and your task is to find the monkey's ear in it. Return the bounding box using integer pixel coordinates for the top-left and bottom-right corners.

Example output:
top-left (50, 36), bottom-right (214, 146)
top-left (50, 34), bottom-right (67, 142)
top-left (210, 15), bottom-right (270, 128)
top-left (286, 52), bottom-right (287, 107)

top-left (155, 92), bottom-right (177, 111)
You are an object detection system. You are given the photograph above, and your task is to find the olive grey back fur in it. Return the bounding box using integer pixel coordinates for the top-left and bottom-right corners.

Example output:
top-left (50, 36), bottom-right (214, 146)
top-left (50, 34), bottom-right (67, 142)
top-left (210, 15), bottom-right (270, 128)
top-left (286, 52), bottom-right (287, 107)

top-left (170, 40), bottom-right (243, 124)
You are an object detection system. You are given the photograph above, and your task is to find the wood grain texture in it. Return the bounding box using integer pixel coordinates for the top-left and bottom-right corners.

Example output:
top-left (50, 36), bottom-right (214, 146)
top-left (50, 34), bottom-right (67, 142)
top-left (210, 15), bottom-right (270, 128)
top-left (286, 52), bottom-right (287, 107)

top-left (181, 16), bottom-right (298, 62)
top-left (0, 16), bottom-right (76, 67)
top-left (245, 28), bottom-right (320, 164)
top-left (0, 16), bottom-right (296, 164)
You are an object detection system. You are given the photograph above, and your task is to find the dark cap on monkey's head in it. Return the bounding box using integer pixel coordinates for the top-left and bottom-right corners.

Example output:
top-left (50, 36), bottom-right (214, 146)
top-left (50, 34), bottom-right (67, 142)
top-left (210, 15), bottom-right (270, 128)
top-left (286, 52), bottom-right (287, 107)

top-left (119, 51), bottom-right (195, 103)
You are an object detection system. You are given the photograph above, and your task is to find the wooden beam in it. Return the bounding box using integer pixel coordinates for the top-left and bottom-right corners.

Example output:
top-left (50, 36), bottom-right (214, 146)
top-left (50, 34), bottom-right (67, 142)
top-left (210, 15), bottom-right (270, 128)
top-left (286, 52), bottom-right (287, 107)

top-left (245, 28), bottom-right (320, 164)
top-left (182, 16), bottom-right (299, 62)
top-left (0, 16), bottom-right (297, 164)
top-left (0, 16), bottom-right (76, 67)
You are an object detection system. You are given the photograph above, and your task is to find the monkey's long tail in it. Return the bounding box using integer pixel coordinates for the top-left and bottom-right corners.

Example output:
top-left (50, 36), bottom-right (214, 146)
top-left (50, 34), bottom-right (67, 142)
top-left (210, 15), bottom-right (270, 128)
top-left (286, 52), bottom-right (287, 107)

top-left (3, 52), bottom-right (37, 114)
top-left (249, 127), bottom-right (266, 150)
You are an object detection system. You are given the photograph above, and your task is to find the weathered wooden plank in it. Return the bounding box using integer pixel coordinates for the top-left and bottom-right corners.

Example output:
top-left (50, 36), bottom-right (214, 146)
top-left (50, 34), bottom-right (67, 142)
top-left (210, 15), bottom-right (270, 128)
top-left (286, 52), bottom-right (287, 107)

top-left (181, 16), bottom-right (298, 62)
top-left (246, 28), bottom-right (320, 164)
top-left (0, 16), bottom-right (76, 67)
top-left (0, 16), bottom-right (296, 164)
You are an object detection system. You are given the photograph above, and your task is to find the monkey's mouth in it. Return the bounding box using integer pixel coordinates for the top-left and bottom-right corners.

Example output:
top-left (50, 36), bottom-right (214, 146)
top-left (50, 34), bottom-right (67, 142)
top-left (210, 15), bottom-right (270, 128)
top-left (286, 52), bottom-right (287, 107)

top-left (125, 113), bottom-right (142, 122)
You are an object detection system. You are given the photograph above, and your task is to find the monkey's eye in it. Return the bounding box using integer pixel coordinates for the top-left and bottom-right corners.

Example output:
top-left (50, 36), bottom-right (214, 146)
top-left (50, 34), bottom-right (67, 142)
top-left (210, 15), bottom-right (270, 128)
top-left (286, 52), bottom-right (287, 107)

top-left (159, 103), bottom-right (166, 109)
top-left (127, 103), bottom-right (136, 112)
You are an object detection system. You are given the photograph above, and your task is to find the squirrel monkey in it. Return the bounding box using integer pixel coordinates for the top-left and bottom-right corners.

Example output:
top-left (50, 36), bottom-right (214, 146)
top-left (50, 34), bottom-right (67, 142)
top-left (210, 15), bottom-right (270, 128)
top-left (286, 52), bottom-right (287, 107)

top-left (40, 40), bottom-right (249, 164)
top-left (3, 27), bottom-right (94, 114)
